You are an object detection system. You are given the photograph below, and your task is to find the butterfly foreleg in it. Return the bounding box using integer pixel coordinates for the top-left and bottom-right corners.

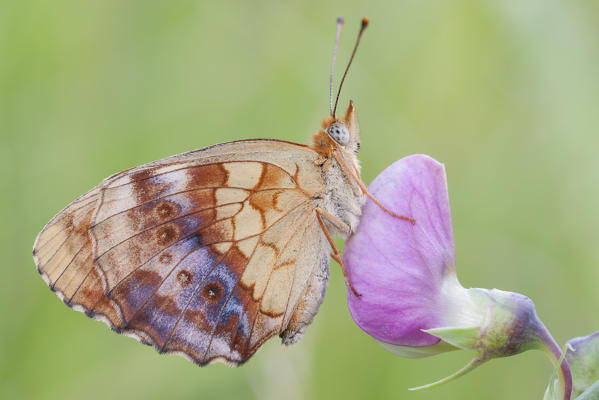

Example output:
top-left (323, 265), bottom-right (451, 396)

top-left (332, 149), bottom-right (415, 225)
top-left (315, 208), bottom-right (360, 297)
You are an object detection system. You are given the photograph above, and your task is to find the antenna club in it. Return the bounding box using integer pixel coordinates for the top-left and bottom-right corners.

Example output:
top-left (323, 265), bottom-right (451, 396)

top-left (337, 17), bottom-right (344, 25)
top-left (361, 17), bottom-right (369, 27)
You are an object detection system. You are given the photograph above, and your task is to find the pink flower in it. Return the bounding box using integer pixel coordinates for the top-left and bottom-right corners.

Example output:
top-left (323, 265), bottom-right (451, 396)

top-left (345, 154), bottom-right (454, 352)
top-left (344, 155), bottom-right (572, 398)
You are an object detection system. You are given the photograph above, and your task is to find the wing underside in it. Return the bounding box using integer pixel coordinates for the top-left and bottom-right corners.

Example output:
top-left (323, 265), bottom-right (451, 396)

top-left (33, 140), bottom-right (330, 365)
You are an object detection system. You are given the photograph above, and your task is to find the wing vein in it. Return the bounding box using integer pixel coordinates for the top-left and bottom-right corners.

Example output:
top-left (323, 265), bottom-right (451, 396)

top-left (35, 200), bottom-right (96, 250)
top-left (279, 218), bottom-right (319, 333)
top-left (200, 228), bottom-right (264, 361)
top-left (159, 246), bottom-right (235, 353)
top-left (245, 208), bottom-right (314, 348)
top-left (66, 253), bottom-right (95, 304)
top-left (119, 239), bottom-right (211, 328)
top-left (51, 243), bottom-right (88, 289)
top-left (93, 201), bottom-right (246, 263)
top-left (93, 186), bottom-right (292, 226)
top-left (106, 160), bottom-right (299, 191)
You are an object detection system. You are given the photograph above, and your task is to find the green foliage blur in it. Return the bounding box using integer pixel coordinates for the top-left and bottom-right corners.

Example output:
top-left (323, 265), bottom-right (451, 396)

top-left (2, 1), bottom-right (598, 399)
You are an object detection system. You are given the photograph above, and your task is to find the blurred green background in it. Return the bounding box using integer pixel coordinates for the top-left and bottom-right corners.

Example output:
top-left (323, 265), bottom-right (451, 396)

top-left (2, 1), bottom-right (598, 399)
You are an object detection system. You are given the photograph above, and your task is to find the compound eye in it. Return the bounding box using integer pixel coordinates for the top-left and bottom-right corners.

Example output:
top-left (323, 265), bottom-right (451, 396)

top-left (328, 123), bottom-right (350, 145)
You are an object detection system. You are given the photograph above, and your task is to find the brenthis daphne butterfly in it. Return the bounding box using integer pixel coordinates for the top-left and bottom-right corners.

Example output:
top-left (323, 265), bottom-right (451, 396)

top-left (33, 17), bottom-right (413, 366)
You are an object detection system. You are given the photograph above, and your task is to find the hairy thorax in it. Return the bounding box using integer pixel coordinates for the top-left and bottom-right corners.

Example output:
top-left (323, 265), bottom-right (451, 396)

top-left (317, 153), bottom-right (366, 239)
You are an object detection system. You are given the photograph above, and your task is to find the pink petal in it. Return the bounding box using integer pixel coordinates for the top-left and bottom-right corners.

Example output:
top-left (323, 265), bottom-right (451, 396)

top-left (345, 154), bottom-right (456, 346)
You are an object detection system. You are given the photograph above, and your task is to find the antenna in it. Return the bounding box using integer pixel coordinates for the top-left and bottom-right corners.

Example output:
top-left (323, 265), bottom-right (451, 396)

top-left (329, 17), bottom-right (344, 116)
top-left (332, 17), bottom-right (369, 117)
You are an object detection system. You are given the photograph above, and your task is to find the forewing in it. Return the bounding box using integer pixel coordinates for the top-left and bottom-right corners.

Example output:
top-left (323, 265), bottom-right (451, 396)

top-left (33, 187), bottom-right (123, 327)
top-left (33, 140), bottom-right (329, 365)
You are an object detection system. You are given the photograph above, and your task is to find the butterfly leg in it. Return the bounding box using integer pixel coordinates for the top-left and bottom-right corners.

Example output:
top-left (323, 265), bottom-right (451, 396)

top-left (332, 149), bottom-right (415, 225)
top-left (315, 208), bottom-right (361, 297)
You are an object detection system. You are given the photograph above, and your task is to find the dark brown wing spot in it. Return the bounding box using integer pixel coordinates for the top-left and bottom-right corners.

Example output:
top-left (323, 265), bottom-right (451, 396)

top-left (153, 294), bottom-right (180, 315)
top-left (130, 168), bottom-right (169, 203)
top-left (231, 323), bottom-right (248, 354)
top-left (130, 169), bottom-right (155, 182)
top-left (155, 201), bottom-right (178, 219)
top-left (177, 270), bottom-right (193, 285)
top-left (158, 253), bottom-right (173, 264)
top-left (184, 309), bottom-right (208, 329)
top-left (156, 225), bottom-right (177, 246)
top-left (201, 281), bottom-right (224, 302)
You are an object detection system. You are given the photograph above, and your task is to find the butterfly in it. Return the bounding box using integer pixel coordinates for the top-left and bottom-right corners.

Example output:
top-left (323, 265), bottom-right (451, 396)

top-left (32, 17), bottom-right (413, 366)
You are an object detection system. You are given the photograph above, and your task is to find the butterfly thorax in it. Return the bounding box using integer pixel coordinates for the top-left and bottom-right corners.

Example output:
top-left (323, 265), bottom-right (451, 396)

top-left (319, 153), bottom-right (365, 238)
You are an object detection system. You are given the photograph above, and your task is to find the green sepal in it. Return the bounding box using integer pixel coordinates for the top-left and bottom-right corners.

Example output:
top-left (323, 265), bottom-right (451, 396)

top-left (409, 358), bottom-right (484, 391)
top-left (379, 340), bottom-right (458, 359)
top-left (423, 326), bottom-right (481, 351)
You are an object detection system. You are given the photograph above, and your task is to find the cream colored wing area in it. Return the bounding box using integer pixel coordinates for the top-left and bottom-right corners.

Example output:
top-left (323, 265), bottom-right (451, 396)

top-left (33, 187), bottom-right (100, 288)
top-left (279, 232), bottom-right (330, 345)
top-left (242, 204), bottom-right (331, 350)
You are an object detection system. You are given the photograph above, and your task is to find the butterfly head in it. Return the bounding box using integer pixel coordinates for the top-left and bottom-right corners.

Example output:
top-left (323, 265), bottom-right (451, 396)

top-left (312, 18), bottom-right (366, 156)
top-left (328, 100), bottom-right (360, 153)
top-left (312, 100), bottom-right (360, 155)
